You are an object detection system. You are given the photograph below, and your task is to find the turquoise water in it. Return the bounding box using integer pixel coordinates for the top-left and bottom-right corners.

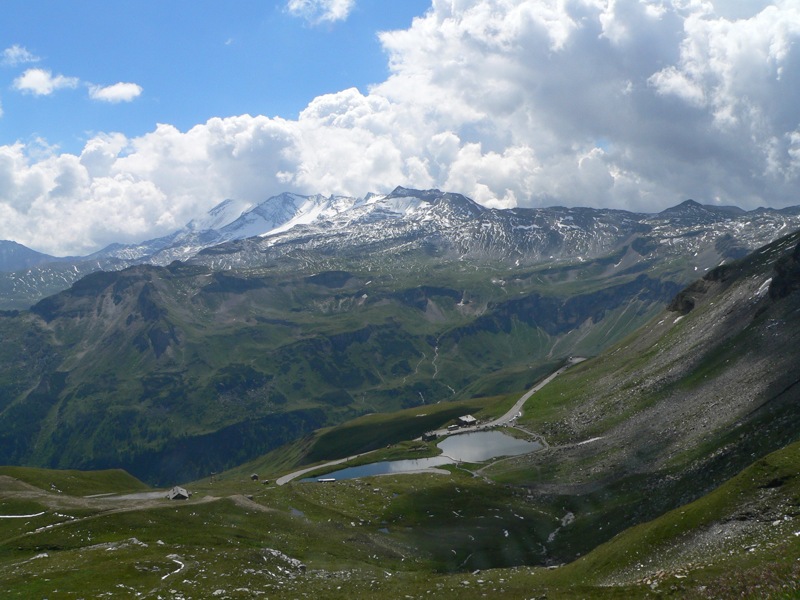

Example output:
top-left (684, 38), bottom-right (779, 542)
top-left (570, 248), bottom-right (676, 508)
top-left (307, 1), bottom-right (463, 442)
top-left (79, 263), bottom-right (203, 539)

top-left (304, 430), bottom-right (541, 481)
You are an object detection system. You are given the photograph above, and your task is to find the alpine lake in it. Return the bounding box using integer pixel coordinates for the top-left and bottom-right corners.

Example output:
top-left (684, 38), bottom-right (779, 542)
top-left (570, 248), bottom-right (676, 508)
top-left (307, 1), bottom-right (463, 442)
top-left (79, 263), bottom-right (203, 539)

top-left (303, 429), bottom-right (542, 482)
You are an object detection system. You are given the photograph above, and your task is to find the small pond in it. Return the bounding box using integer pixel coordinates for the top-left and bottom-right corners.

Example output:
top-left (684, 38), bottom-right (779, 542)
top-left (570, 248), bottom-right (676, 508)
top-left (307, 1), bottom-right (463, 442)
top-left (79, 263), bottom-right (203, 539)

top-left (303, 429), bottom-right (541, 482)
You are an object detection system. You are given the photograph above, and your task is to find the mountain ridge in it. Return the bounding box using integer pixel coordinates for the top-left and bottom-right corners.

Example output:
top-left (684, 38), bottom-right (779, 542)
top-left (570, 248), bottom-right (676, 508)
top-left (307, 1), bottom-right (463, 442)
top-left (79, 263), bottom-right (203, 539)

top-left (2, 189), bottom-right (800, 309)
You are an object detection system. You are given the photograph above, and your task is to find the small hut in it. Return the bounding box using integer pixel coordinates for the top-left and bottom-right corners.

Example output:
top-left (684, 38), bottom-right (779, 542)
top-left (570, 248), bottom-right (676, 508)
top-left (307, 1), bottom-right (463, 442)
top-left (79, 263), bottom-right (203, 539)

top-left (166, 486), bottom-right (190, 500)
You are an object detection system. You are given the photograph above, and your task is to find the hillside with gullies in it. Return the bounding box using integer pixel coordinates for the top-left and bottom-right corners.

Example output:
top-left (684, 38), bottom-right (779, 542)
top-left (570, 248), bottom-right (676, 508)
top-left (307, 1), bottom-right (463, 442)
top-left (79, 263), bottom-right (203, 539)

top-left (5, 190), bottom-right (800, 486)
top-left (0, 248), bottom-right (684, 484)
top-left (479, 228), bottom-right (800, 566)
top-left (1, 230), bottom-right (799, 599)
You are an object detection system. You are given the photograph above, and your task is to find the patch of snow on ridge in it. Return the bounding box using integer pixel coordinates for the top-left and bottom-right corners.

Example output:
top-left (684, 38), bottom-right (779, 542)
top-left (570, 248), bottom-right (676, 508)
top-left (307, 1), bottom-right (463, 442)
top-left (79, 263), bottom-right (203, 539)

top-left (367, 194), bottom-right (426, 216)
top-left (0, 511), bottom-right (46, 518)
top-left (264, 194), bottom-right (359, 237)
top-left (187, 198), bottom-right (252, 232)
top-left (576, 437), bottom-right (603, 446)
top-left (755, 278), bottom-right (772, 298)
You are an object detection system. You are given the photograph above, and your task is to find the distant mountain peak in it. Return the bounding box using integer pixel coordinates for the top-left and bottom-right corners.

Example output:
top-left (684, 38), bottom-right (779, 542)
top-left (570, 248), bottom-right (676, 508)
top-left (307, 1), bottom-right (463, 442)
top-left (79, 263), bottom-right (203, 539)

top-left (659, 199), bottom-right (746, 219)
top-left (0, 240), bottom-right (58, 272)
top-left (386, 186), bottom-right (443, 201)
top-left (659, 199), bottom-right (707, 215)
top-left (187, 198), bottom-right (252, 232)
top-left (382, 187), bottom-right (484, 217)
top-left (680, 199), bottom-right (704, 209)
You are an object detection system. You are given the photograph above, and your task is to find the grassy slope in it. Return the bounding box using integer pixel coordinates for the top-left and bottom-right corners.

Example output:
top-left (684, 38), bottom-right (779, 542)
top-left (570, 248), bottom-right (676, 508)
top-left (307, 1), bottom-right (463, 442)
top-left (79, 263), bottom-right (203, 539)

top-left (461, 232), bottom-right (800, 566)
top-left (0, 466), bottom-right (149, 496)
top-left (1, 439), bottom-right (798, 598)
top-left (545, 439), bottom-right (800, 597)
top-left (1, 252), bottom-right (677, 484)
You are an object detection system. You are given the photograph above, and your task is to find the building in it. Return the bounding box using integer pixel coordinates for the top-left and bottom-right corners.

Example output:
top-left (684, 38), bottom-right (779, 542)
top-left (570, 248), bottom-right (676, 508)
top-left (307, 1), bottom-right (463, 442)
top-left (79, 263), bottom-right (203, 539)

top-left (458, 415), bottom-right (477, 427)
top-left (166, 486), bottom-right (190, 500)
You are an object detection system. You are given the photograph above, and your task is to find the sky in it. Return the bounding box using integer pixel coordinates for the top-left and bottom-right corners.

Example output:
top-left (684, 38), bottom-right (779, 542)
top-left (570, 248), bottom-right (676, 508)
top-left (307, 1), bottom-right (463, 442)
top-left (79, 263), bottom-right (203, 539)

top-left (1, 0), bottom-right (800, 256)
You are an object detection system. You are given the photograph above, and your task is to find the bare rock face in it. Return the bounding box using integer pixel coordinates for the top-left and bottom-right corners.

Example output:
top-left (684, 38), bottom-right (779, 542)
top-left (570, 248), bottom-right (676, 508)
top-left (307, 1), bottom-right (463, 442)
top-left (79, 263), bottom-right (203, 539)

top-left (770, 241), bottom-right (800, 300)
top-left (668, 279), bottom-right (713, 315)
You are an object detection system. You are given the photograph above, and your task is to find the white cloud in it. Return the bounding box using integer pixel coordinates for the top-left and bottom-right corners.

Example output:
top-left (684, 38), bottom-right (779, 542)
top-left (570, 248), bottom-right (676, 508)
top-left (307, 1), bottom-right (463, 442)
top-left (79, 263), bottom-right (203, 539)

top-left (1, 44), bottom-right (40, 67)
top-left (88, 82), bottom-right (143, 103)
top-left (13, 68), bottom-right (79, 96)
top-left (0, 118), bottom-right (300, 255)
top-left (3, 1), bottom-right (800, 255)
top-left (649, 66), bottom-right (706, 106)
top-left (649, 1), bottom-right (800, 128)
top-left (286, 0), bottom-right (355, 24)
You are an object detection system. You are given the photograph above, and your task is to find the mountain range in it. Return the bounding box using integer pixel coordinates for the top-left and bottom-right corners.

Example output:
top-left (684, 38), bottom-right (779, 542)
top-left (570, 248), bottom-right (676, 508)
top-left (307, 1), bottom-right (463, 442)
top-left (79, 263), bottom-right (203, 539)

top-left (1, 187), bottom-right (800, 486)
top-left (3, 187), bottom-right (800, 309)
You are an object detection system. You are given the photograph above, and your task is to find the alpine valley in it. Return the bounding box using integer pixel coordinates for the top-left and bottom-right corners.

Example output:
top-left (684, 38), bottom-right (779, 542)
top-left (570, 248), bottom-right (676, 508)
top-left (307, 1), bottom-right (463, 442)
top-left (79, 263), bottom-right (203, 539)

top-left (1, 187), bottom-right (800, 598)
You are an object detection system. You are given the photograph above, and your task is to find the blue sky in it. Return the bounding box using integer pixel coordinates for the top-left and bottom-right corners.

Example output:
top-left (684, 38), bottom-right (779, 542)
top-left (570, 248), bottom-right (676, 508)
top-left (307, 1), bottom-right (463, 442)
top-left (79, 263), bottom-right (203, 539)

top-left (0, 0), bottom-right (429, 153)
top-left (1, 1), bottom-right (799, 255)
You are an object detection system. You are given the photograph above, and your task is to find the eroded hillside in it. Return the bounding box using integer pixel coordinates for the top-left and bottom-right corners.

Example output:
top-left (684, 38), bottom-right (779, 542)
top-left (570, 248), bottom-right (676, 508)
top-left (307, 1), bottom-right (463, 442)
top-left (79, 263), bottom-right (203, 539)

top-left (482, 230), bottom-right (800, 563)
top-left (0, 252), bottom-right (678, 483)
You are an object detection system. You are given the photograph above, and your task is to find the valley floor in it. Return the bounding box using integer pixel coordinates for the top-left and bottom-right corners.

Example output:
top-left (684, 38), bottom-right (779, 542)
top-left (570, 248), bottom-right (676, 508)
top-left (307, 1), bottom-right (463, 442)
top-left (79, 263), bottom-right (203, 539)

top-left (276, 357), bottom-right (585, 486)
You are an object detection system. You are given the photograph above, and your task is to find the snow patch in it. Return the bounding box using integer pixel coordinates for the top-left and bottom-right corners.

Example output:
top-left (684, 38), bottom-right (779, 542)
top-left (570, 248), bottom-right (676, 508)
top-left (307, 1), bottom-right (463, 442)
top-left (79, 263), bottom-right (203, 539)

top-left (755, 277), bottom-right (772, 298)
top-left (0, 511), bottom-right (46, 518)
top-left (576, 437), bottom-right (603, 446)
top-left (187, 198), bottom-right (252, 231)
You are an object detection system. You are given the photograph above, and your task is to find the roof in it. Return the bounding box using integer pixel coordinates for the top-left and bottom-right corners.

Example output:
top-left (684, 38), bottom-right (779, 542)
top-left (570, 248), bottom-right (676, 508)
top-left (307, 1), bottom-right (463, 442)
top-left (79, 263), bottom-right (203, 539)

top-left (166, 486), bottom-right (189, 500)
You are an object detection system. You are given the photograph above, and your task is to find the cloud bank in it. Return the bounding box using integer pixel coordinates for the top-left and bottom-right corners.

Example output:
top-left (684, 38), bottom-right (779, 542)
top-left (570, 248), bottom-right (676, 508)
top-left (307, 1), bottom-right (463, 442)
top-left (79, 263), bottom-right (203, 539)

top-left (3, 0), bottom-right (800, 255)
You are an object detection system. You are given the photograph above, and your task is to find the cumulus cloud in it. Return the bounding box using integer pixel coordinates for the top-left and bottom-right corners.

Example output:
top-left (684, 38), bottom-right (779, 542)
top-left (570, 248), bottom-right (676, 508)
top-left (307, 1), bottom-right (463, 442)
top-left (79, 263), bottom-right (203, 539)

top-left (286, 0), bottom-right (356, 24)
top-left (3, 1), bottom-right (800, 255)
top-left (88, 82), bottom-right (143, 103)
top-left (0, 118), bottom-right (300, 255)
top-left (13, 68), bottom-right (79, 96)
top-left (1, 44), bottom-right (40, 67)
top-left (649, 2), bottom-right (800, 127)
top-left (369, 0), bottom-right (800, 210)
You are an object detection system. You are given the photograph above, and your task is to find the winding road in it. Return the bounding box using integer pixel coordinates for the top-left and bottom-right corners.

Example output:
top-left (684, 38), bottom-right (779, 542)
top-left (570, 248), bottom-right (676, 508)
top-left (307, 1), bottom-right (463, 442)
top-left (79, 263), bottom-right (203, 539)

top-left (274, 450), bottom-right (376, 486)
top-left (275, 357), bottom-right (585, 486)
top-left (428, 356), bottom-right (586, 436)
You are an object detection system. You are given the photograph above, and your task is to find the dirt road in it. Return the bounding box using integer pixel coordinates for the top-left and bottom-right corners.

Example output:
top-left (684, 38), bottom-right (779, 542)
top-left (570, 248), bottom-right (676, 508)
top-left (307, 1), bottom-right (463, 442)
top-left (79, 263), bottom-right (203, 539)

top-left (275, 357), bottom-right (585, 485)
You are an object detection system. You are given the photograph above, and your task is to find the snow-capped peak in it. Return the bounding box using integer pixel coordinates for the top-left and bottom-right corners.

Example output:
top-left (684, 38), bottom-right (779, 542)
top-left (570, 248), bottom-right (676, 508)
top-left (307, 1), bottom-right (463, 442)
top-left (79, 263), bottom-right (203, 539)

top-left (187, 198), bottom-right (252, 232)
top-left (364, 193), bottom-right (427, 216)
top-left (258, 194), bottom-right (361, 237)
